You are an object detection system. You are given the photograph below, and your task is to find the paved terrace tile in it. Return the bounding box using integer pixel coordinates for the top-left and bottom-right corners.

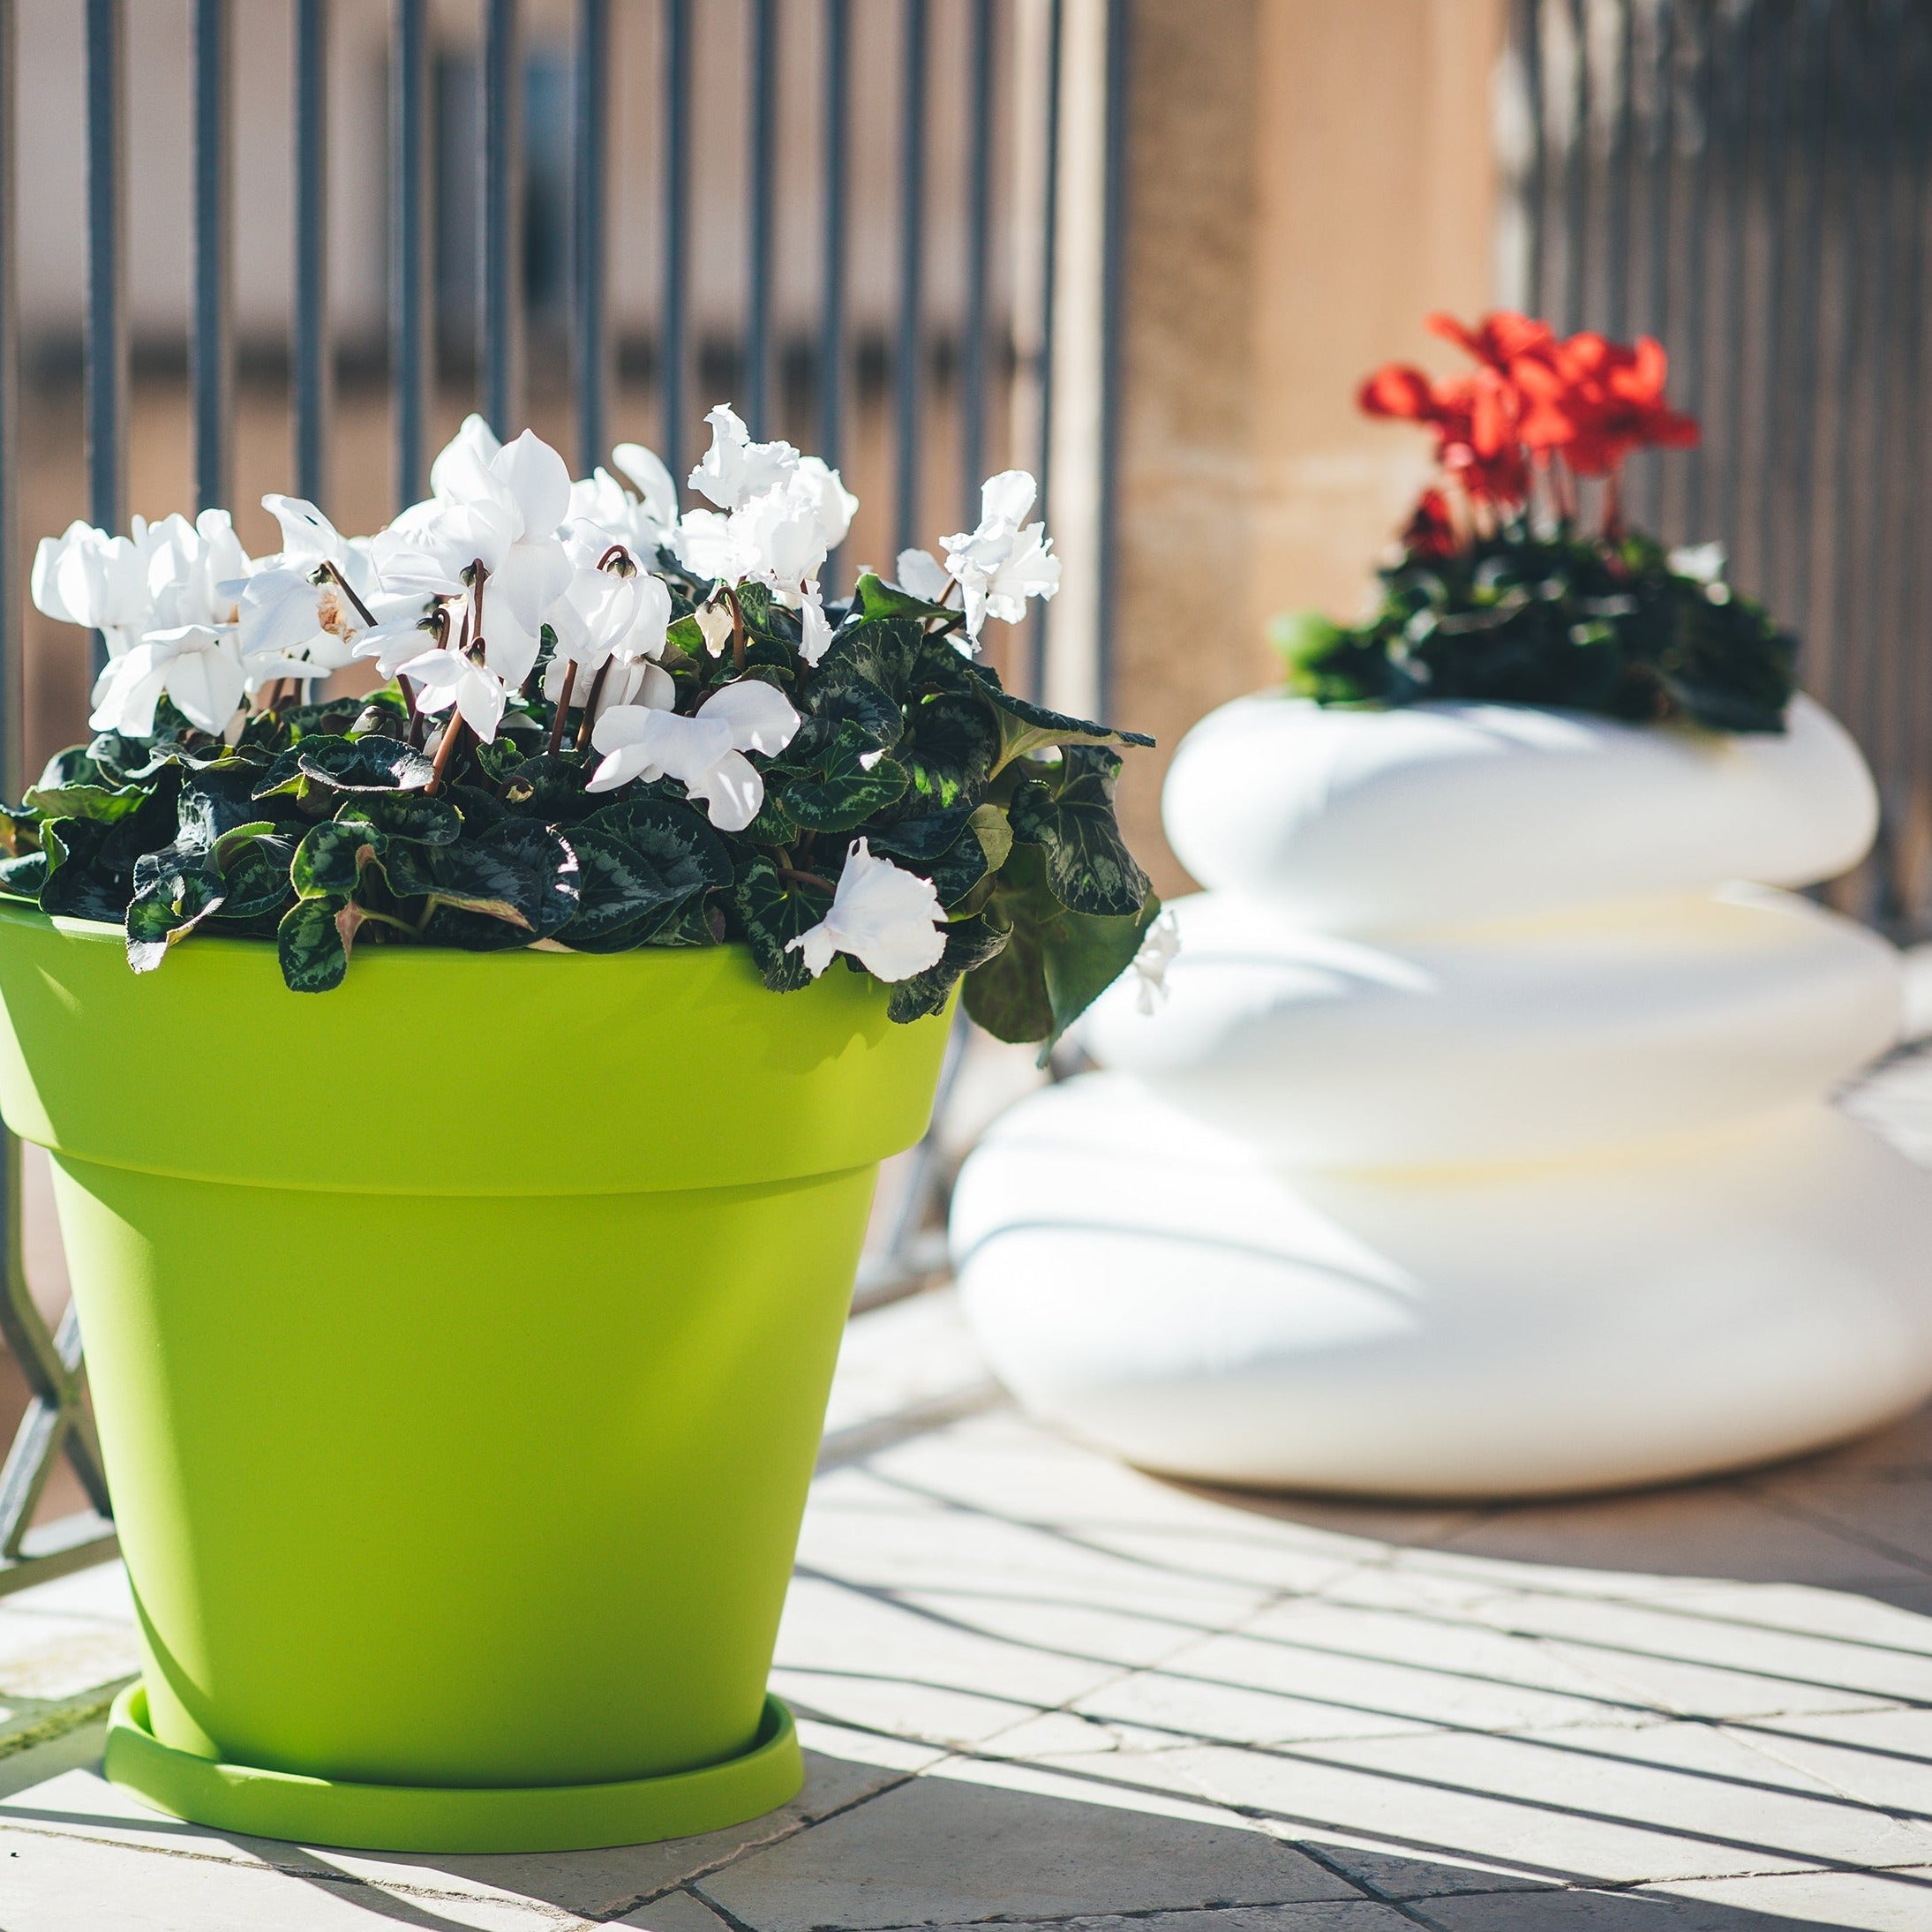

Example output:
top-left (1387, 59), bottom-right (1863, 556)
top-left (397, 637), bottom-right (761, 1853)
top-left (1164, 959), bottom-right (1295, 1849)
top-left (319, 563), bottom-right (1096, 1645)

top-left (13, 1063), bottom-right (1932, 1924)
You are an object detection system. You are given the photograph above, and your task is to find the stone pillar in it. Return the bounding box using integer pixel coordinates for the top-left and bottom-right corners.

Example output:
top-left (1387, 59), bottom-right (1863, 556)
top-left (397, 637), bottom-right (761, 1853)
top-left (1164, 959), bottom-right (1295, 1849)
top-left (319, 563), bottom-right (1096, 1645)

top-left (1043, 0), bottom-right (1507, 898)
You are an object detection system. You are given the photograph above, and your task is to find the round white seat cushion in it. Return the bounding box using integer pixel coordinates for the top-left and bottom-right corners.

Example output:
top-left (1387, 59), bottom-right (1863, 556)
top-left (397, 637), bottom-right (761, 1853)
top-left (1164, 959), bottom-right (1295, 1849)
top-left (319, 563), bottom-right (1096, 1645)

top-left (1077, 886), bottom-right (1901, 1168)
top-left (1162, 694), bottom-right (1877, 931)
top-left (950, 1074), bottom-right (1932, 1497)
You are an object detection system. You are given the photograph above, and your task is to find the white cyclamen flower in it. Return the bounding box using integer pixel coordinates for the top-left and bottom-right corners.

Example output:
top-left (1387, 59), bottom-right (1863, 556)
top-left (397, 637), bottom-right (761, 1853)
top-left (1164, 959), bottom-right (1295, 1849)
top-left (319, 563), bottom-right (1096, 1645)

top-left (379, 418), bottom-right (574, 695)
top-left (544, 528), bottom-right (676, 713)
top-left (1130, 909), bottom-right (1180, 1016)
top-left (567, 440), bottom-right (680, 559)
top-left (587, 678), bottom-right (800, 831)
top-left (894, 546), bottom-right (953, 604)
top-left (942, 470), bottom-right (1062, 648)
top-left (31, 516), bottom-right (162, 658)
top-left (785, 838), bottom-right (948, 983)
top-left (688, 403), bottom-right (798, 511)
top-left (231, 495), bottom-right (399, 674)
top-left (88, 509), bottom-right (313, 737)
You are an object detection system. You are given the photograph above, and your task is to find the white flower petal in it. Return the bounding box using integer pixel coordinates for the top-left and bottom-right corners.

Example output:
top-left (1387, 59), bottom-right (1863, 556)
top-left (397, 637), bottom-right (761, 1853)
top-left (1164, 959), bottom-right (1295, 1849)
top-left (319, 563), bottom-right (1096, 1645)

top-left (816, 838), bottom-right (947, 982)
top-left (612, 442), bottom-right (680, 530)
top-left (492, 429), bottom-right (574, 538)
top-left (691, 748), bottom-right (764, 831)
top-left (697, 678), bottom-right (801, 756)
top-left (895, 546), bottom-right (951, 603)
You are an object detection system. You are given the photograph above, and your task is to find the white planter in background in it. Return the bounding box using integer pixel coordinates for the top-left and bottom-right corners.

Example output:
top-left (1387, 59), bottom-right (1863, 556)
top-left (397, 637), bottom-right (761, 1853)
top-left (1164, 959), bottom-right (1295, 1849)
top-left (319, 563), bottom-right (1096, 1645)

top-left (952, 693), bottom-right (1932, 1498)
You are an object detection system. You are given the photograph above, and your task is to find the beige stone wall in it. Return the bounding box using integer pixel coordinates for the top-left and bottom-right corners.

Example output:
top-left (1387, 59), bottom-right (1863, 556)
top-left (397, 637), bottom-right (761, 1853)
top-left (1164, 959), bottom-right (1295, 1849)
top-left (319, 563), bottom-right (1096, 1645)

top-left (1109, 0), bottom-right (1506, 898)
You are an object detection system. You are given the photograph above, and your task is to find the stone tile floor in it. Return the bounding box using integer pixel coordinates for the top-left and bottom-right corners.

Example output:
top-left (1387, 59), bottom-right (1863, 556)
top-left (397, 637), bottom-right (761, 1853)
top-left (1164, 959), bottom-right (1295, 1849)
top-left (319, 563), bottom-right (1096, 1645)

top-left (11, 1046), bottom-right (1932, 1927)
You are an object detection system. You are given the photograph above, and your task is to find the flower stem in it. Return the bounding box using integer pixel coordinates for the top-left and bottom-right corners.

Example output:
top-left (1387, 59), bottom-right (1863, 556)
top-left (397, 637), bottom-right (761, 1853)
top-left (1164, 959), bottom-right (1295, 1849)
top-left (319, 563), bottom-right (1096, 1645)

top-left (574, 661), bottom-right (612, 755)
top-left (777, 864), bottom-right (835, 892)
top-left (318, 558), bottom-right (379, 630)
top-left (724, 585), bottom-right (748, 674)
top-left (545, 661), bottom-right (577, 756)
top-left (424, 715), bottom-right (468, 796)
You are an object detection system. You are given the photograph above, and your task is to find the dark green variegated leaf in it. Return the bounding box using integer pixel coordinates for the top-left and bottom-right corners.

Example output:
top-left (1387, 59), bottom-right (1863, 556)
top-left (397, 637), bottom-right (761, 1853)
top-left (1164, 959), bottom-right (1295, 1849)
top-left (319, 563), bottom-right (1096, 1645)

top-left (214, 833), bottom-right (298, 918)
top-left (499, 753), bottom-right (593, 821)
top-left (278, 895), bottom-right (352, 992)
top-left (1006, 747), bottom-right (1151, 918)
top-left (292, 822), bottom-right (385, 899)
top-left (584, 797), bottom-right (733, 894)
top-left (966, 845), bottom-right (1161, 1059)
top-left (887, 913), bottom-right (1010, 1024)
top-left (795, 675), bottom-right (903, 758)
top-left (447, 783), bottom-right (510, 829)
top-left (38, 819), bottom-right (128, 923)
top-left (210, 820), bottom-right (276, 868)
top-left (738, 785), bottom-right (800, 846)
top-left (177, 763), bottom-right (279, 849)
top-left (422, 819), bottom-right (580, 936)
top-left (900, 691), bottom-right (997, 810)
top-left (785, 721), bottom-right (910, 832)
top-left (37, 746), bottom-right (109, 792)
top-left (640, 895), bottom-right (725, 949)
top-left (125, 865), bottom-right (226, 973)
top-left (813, 616), bottom-right (927, 702)
top-left (557, 827), bottom-right (688, 944)
top-left (333, 791), bottom-right (462, 846)
top-left (0, 851), bottom-right (48, 898)
top-left (852, 570), bottom-right (963, 628)
top-left (868, 801), bottom-right (1006, 907)
top-left (731, 855), bottom-right (833, 992)
top-left (966, 668), bottom-right (1155, 771)
top-left (253, 733), bottom-right (435, 800)
top-left (471, 734), bottom-right (528, 785)
top-left (22, 782), bottom-right (147, 823)
top-left (961, 915), bottom-right (1051, 1047)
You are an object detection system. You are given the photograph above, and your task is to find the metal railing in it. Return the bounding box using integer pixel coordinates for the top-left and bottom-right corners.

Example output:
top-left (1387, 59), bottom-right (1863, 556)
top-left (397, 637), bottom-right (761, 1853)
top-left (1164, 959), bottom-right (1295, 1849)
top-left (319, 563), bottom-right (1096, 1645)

top-left (1499, 0), bottom-right (1932, 930)
top-left (0, 0), bottom-right (1068, 1595)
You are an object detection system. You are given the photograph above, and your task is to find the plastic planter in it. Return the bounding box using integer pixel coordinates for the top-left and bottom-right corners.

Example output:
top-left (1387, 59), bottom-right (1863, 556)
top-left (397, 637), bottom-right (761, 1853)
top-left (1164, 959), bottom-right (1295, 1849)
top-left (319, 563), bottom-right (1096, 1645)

top-left (0, 904), bottom-right (951, 1853)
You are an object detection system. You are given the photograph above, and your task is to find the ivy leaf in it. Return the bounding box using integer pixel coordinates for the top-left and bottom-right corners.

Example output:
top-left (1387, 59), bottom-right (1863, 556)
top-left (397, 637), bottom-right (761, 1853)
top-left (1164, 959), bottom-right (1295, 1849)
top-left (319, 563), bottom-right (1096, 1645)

top-left (333, 791), bottom-right (463, 846)
top-left (583, 797), bottom-right (733, 896)
top-left (278, 895), bottom-right (353, 992)
top-left (900, 691), bottom-right (997, 810)
top-left (125, 865), bottom-right (226, 973)
top-left (732, 855), bottom-right (833, 991)
top-left (1006, 747), bottom-right (1151, 917)
top-left (886, 913), bottom-right (1011, 1024)
top-left (785, 720), bottom-right (910, 832)
top-left (966, 668), bottom-right (1155, 771)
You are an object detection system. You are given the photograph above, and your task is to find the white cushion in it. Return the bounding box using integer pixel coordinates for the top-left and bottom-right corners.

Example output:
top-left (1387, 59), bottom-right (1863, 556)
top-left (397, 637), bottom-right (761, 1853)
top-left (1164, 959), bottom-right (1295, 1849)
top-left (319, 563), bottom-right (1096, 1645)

top-left (1078, 886), bottom-right (1902, 1168)
top-left (1163, 694), bottom-right (1878, 930)
top-left (951, 1075), bottom-right (1932, 1496)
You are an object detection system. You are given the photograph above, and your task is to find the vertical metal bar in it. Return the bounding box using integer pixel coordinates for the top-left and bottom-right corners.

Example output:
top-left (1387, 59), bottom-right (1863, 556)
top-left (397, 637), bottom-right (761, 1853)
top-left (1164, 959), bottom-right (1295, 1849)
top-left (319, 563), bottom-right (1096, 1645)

top-left (1860, 1), bottom-right (1901, 813)
top-left (1515, 0), bottom-right (1545, 315)
top-left (84, 0), bottom-right (124, 673)
top-left (392, 0), bottom-right (432, 508)
top-left (819, 0), bottom-right (848, 481)
top-left (1633, 0), bottom-right (1675, 530)
top-left (293, 0), bottom-right (330, 508)
top-left (1823, 3), bottom-right (1864, 720)
top-left (1783, 0), bottom-right (1830, 646)
top-left (746, 0), bottom-right (777, 438)
top-left (960, 0), bottom-right (994, 521)
top-left (1027, 0), bottom-right (1063, 703)
top-left (1095, 0), bottom-right (1128, 721)
top-left (1680, 0), bottom-right (1712, 538)
top-left (1604, 0), bottom-right (1634, 339)
top-left (190, 0), bottom-right (230, 515)
top-left (480, 0), bottom-right (521, 436)
top-left (1562, 0), bottom-right (1588, 331)
top-left (1752, 0), bottom-right (1792, 607)
top-left (661, 0), bottom-right (690, 484)
top-left (575, 0), bottom-right (610, 473)
top-left (893, 0), bottom-right (928, 560)
top-left (1712, 0), bottom-right (1752, 570)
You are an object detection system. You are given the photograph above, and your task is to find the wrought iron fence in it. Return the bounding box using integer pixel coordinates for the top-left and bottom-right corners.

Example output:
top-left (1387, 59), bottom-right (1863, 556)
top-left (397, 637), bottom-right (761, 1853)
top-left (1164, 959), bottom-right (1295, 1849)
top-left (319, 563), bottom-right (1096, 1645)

top-left (1499, 0), bottom-right (1932, 929)
top-left (0, 0), bottom-right (1066, 1594)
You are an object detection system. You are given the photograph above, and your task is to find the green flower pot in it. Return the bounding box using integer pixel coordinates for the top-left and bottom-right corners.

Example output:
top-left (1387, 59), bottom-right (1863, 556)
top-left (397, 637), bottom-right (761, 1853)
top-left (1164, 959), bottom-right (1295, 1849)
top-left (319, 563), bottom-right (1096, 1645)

top-left (0, 904), bottom-right (951, 1853)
